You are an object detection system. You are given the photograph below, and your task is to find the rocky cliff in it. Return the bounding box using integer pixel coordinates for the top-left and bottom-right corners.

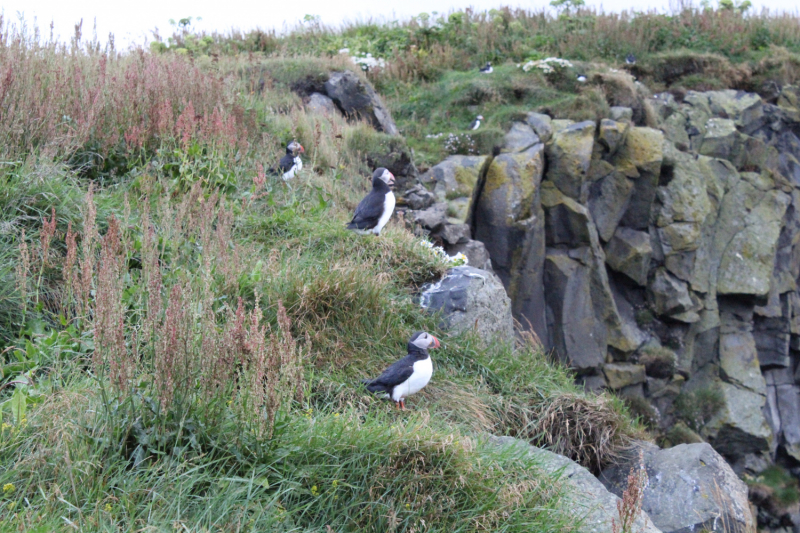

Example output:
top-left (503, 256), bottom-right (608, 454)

top-left (412, 86), bottom-right (800, 504)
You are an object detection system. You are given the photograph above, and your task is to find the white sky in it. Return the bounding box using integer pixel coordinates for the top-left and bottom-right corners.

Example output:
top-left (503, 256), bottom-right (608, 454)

top-left (2, 0), bottom-right (797, 49)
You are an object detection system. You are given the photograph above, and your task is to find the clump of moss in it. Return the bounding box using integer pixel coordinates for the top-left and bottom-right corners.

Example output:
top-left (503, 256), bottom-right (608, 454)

top-left (638, 346), bottom-right (677, 379)
top-left (635, 308), bottom-right (655, 327)
top-left (674, 384), bottom-right (725, 432)
top-left (622, 395), bottom-right (660, 430)
top-left (753, 465), bottom-right (800, 507)
top-left (659, 421), bottom-right (704, 448)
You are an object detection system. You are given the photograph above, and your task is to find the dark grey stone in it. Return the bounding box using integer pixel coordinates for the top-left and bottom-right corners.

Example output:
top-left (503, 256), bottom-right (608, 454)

top-left (324, 70), bottom-right (399, 135)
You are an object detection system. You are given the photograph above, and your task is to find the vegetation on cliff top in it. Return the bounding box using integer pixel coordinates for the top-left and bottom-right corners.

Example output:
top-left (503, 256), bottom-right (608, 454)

top-left (0, 12), bottom-right (653, 531)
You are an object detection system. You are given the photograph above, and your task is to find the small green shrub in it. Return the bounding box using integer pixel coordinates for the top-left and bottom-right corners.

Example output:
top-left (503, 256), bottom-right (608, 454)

top-left (638, 345), bottom-right (677, 378)
top-left (660, 421), bottom-right (704, 447)
top-left (622, 395), bottom-right (659, 429)
top-left (674, 384), bottom-right (725, 432)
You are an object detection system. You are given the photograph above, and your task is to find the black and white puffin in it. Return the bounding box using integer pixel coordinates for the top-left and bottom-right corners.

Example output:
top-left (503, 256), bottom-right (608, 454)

top-left (469, 115), bottom-right (484, 130)
top-left (362, 331), bottom-right (440, 410)
top-left (479, 62), bottom-right (493, 74)
top-left (346, 167), bottom-right (396, 236)
top-left (278, 141), bottom-right (304, 181)
top-left (625, 53), bottom-right (636, 65)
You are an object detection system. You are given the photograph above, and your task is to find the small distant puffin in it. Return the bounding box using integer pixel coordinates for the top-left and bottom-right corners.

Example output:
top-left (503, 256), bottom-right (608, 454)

top-left (278, 141), bottom-right (305, 181)
top-left (362, 331), bottom-right (440, 410)
top-left (625, 53), bottom-right (637, 65)
top-left (346, 167), bottom-right (396, 236)
top-left (469, 115), bottom-right (484, 130)
top-left (479, 62), bottom-right (493, 74)
top-left (576, 74), bottom-right (587, 83)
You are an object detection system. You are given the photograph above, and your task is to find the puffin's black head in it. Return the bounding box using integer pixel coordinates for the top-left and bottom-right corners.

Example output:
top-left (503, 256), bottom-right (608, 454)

top-left (372, 167), bottom-right (395, 187)
top-left (407, 331), bottom-right (440, 354)
top-left (286, 141), bottom-right (305, 156)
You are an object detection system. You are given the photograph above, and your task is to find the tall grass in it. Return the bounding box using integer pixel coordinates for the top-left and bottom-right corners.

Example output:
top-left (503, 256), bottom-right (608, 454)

top-left (155, 5), bottom-right (800, 84)
top-left (0, 15), bottom-right (252, 163)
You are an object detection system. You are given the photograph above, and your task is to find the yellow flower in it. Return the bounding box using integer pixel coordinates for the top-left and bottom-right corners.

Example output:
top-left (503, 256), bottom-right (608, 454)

top-left (6, 502), bottom-right (15, 511)
top-left (332, 479), bottom-right (339, 488)
top-left (405, 503), bottom-right (411, 509)
top-left (333, 413), bottom-right (340, 418)
top-left (104, 503), bottom-right (112, 512)
top-left (1, 423), bottom-right (11, 432)
top-left (310, 485), bottom-right (320, 497)
top-left (3, 484), bottom-right (14, 493)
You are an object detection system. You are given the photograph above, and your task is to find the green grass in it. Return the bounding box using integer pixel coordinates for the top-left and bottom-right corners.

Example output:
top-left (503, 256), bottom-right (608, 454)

top-left (0, 18), bottom-right (652, 531)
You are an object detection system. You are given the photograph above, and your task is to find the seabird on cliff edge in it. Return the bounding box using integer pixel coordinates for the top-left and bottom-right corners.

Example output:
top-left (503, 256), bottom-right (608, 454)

top-left (346, 167), bottom-right (396, 236)
top-left (362, 332), bottom-right (440, 410)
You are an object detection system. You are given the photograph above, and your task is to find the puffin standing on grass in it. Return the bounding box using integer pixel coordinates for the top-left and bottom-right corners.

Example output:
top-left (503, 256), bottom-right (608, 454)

top-left (469, 115), bottom-right (484, 130)
top-left (479, 62), bottom-right (493, 74)
top-left (346, 167), bottom-right (396, 236)
top-left (362, 332), bottom-right (440, 410)
top-left (278, 141), bottom-right (305, 181)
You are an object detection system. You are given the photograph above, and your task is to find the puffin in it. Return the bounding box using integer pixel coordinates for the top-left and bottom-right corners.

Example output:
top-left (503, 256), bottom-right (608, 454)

top-left (576, 74), bottom-right (587, 83)
top-left (278, 141), bottom-right (304, 181)
top-left (346, 167), bottom-right (396, 236)
top-left (469, 115), bottom-right (484, 131)
top-left (625, 53), bottom-right (637, 65)
top-left (479, 62), bottom-right (493, 74)
top-left (362, 331), bottom-right (440, 410)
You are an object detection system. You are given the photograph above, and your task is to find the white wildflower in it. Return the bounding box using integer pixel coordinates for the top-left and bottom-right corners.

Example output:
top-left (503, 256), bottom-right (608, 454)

top-left (419, 240), bottom-right (469, 266)
top-left (520, 57), bottom-right (574, 73)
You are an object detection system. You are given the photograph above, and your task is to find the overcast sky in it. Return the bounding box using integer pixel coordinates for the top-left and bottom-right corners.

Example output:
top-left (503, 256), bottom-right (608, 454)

top-left (2, 0), bottom-right (796, 49)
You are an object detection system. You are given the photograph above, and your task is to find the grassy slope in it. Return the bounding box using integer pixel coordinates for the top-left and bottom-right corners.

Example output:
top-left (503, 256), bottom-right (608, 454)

top-left (0, 18), bottom-right (645, 532)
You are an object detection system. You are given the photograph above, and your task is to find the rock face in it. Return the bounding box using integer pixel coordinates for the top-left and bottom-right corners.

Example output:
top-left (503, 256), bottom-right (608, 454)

top-left (600, 442), bottom-right (754, 533)
top-left (419, 266), bottom-right (514, 344)
top-left (323, 70), bottom-right (399, 135)
top-left (408, 87), bottom-right (800, 509)
top-left (491, 436), bottom-right (662, 533)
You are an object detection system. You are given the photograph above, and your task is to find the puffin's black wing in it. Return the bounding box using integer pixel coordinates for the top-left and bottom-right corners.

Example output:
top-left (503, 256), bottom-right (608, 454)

top-left (278, 154), bottom-right (295, 173)
top-left (363, 354), bottom-right (415, 393)
top-left (347, 191), bottom-right (384, 230)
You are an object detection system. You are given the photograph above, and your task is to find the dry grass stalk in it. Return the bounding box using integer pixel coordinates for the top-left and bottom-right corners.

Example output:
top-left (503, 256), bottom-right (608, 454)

top-left (612, 450), bottom-right (648, 533)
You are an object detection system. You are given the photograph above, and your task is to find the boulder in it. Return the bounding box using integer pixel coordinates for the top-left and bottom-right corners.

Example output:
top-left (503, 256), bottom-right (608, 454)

top-left (323, 70), bottom-right (399, 135)
top-left (598, 118), bottom-right (629, 156)
top-left (413, 202), bottom-right (447, 232)
top-left (648, 268), bottom-right (695, 318)
top-left (603, 363), bottom-right (646, 389)
top-left (609, 126), bottom-right (664, 177)
top-left (306, 92), bottom-right (339, 115)
top-left (403, 184), bottom-right (436, 211)
top-left (587, 169), bottom-right (635, 242)
top-left (542, 182), bottom-right (593, 247)
top-left (716, 184), bottom-right (790, 298)
top-left (545, 120), bottom-right (595, 201)
top-left (435, 223), bottom-right (471, 246)
top-left (706, 89), bottom-right (763, 130)
top-left (699, 118), bottom-right (738, 160)
top-left (472, 143), bottom-right (548, 337)
top-left (444, 239), bottom-right (492, 272)
top-left (491, 436), bottom-right (661, 533)
top-left (525, 112), bottom-right (553, 143)
top-left (600, 442), bottom-right (754, 533)
top-left (609, 106), bottom-right (634, 122)
top-left (545, 250), bottom-right (607, 371)
top-left (420, 266), bottom-right (513, 344)
top-left (705, 381), bottom-right (772, 458)
top-left (604, 227), bottom-right (652, 286)
top-left (503, 122), bottom-right (539, 152)
top-left (420, 155), bottom-right (486, 202)
top-left (719, 331), bottom-right (767, 394)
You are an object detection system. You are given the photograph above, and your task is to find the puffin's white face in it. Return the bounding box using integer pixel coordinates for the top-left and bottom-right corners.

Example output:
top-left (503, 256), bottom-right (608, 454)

top-left (379, 169), bottom-right (395, 186)
top-left (476, 115), bottom-right (484, 120)
top-left (411, 332), bottom-right (440, 350)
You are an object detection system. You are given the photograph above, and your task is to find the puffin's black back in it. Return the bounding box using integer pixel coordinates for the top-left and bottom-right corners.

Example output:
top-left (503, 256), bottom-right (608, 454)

top-left (347, 169), bottom-right (391, 230)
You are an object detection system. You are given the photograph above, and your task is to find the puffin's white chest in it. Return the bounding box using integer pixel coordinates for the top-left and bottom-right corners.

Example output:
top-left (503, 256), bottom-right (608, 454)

top-left (391, 356), bottom-right (433, 402)
top-left (373, 191), bottom-right (395, 235)
top-left (281, 157), bottom-right (302, 181)
top-left (471, 120), bottom-right (481, 130)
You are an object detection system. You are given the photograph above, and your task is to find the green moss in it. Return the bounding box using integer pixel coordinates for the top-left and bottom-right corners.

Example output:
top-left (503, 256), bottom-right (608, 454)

top-left (750, 465), bottom-right (800, 506)
top-left (660, 422), bottom-right (704, 447)
top-left (674, 384), bottom-right (725, 432)
top-left (634, 308), bottom-right (655, 327)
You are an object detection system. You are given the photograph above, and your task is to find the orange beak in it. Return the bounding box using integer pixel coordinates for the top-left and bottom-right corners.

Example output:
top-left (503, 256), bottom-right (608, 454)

top-left (431, 336), bottom-right (440, 349)
top-left (299, 144), bottom-right (305, 153)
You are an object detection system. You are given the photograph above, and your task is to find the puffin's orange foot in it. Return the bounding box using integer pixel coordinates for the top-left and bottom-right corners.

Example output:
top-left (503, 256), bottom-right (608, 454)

top-left (400, 400), bottom-right (406, 410)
